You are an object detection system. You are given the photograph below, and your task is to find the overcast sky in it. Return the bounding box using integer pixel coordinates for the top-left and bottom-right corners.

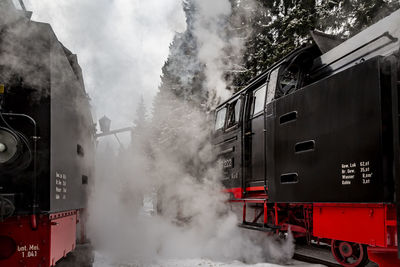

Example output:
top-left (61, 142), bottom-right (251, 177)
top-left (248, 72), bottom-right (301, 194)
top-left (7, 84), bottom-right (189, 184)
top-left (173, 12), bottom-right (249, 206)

top-left (22, 0), bottom-right (186, 132)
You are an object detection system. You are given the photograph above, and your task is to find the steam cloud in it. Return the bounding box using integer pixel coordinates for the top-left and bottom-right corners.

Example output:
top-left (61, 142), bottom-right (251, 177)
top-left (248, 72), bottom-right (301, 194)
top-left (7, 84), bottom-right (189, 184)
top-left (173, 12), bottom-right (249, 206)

top-left (91, 100), bottom-right (295, 265)
top-left (192, 0), bottom-right (234, 102)
top-left (25, 0), bottom-right (186, 130)
top-left (191, 0), bottom-right (251, 105)
top-left (24, 0), bottom-right (297, 265)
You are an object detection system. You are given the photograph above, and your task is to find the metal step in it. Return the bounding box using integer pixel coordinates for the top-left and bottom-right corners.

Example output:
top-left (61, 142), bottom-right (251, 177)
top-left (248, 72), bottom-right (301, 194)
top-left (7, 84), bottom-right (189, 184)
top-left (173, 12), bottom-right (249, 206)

top-left (237, 222), bottom-right (279, 232)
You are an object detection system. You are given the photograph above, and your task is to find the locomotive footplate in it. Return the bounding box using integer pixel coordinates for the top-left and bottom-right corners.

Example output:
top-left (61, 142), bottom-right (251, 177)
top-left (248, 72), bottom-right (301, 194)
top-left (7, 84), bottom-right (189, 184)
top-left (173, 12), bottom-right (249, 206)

top-left (238, 221), bottom-right (280, 232)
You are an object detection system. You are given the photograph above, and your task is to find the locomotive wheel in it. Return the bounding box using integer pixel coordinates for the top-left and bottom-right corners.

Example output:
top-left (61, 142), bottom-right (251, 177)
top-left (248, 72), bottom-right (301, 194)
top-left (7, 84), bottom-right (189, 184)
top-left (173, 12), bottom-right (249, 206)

top-left (331, 240), bottom-right (368, 267)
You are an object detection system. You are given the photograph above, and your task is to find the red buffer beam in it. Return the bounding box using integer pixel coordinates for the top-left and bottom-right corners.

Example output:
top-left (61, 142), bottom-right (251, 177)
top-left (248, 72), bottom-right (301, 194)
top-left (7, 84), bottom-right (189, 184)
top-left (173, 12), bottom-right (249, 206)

top-left (0, 210), bottom-right (79, 267)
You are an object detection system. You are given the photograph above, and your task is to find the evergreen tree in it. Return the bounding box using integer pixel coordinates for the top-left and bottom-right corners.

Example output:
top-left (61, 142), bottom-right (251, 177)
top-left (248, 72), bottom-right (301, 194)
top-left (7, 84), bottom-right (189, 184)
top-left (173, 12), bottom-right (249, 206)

top-left (231, 0), bottom-right (400, 90)
top-left (131, 96), bottom-right (150, 157)
top-left (134, 95), bottom-right (146, 130)
top-left (232, 0), bottom-right (318, 87)
top-left (317, 0), bottom-right (400, 38)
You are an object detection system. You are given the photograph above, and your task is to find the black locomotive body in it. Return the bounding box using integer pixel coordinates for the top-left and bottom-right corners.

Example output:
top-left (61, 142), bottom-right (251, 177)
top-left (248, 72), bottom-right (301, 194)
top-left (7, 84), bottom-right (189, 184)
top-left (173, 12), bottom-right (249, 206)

top-left (213, 8), bottom-right (400, 267)
top-left (270, 55), bottom-right (395, 203)
top-left (0, 1), bottom-right (94, 266)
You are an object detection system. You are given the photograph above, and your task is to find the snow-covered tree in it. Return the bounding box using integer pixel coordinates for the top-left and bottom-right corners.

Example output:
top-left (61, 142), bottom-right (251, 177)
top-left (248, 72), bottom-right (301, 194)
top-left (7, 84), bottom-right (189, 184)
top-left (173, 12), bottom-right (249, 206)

top-left (230, 0), bottom-right (400, 89)
top-left (134, 95), bottom-right (147, 130)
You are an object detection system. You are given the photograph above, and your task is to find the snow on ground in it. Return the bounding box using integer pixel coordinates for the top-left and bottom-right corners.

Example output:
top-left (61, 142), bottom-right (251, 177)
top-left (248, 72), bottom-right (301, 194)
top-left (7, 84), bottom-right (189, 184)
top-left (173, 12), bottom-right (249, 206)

top-left (93, 251), bottom-right (325, 267)
top-left (93, 198), bottom-right (325, 267)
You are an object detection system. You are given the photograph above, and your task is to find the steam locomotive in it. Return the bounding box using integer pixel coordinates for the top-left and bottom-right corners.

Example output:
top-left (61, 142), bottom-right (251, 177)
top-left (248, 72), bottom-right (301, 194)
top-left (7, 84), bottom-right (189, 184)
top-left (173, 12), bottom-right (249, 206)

top-left (213, 8), bottom-right (400, 267)
top-left (0, 1), bottom-right (95, 266)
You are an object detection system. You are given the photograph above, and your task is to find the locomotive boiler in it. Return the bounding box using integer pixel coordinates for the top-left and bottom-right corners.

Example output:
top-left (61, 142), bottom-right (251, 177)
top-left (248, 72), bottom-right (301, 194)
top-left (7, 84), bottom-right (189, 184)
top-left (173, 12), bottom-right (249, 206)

top-left (213, 8), bottom-right (400, 267)
top-left (0, 1), bottom-right (95, 266)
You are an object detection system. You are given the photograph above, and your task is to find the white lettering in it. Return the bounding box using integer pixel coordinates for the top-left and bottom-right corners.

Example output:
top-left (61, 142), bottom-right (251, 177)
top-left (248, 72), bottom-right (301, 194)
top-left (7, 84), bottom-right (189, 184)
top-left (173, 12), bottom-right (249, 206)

top-left (28, 244), bottom-right (39, 251)
top-left (17, 245), bottom-right (27, 252)
top-left (19, 244), bottom-right (40, 258)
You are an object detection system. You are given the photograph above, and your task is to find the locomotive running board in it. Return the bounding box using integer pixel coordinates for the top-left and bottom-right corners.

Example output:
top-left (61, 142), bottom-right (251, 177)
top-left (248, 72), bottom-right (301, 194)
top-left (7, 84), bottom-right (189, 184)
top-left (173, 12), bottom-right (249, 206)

top-left (237, 222), bottom-right (279, 232)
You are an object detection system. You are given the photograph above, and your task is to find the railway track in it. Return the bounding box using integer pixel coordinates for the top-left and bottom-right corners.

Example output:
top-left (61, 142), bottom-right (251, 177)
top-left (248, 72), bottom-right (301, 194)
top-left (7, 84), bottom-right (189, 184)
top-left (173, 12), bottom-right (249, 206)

top-left (294, 244), bottom-right (378, 267)
top-left (293, 253), bottom-right (342, 267)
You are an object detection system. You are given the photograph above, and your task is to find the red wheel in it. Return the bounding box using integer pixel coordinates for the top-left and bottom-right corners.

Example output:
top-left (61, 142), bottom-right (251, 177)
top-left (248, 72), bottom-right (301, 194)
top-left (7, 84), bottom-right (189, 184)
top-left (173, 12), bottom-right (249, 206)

top-left (331, 240), bottom-right (368, 267)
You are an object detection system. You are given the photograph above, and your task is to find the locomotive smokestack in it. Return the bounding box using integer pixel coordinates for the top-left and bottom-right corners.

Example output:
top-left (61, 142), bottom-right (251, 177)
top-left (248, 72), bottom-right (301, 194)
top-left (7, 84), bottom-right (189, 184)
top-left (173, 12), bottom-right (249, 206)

top-left (0, 0), bottom-right (17, 25)
top-left (17, 0), bottom-right (26, 11)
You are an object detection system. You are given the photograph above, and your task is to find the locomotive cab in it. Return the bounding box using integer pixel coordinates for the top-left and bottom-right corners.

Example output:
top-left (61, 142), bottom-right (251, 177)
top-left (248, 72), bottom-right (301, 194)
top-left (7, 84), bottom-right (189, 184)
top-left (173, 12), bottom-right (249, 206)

top-left (213, 95), bottom-right (244, 194)
top-left (213, 46), bottom-right (319, 197)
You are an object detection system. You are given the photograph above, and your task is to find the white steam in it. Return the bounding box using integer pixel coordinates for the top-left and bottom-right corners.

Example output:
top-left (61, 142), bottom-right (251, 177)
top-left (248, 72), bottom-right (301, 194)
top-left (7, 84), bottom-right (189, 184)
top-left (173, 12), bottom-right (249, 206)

top-left (192, 0), bottom-right (233, 101)
top-left (191, 0), bottom-right (244, 103)
top-left (25, 0), bottom-right (186, 130)
top-left (90, 97), bottom-right (296, 265)
top-left (23, 1), bottom-right (297, 265)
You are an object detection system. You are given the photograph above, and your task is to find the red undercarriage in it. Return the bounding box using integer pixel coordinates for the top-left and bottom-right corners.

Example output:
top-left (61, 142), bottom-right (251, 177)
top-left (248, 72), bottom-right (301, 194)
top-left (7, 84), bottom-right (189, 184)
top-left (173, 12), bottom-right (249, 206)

top-left (226, 186), bottom-right (400, 267)
top-left (0, 209), bottom-right (83, 267)
top-left (1, 189), bottom-right (398, 266)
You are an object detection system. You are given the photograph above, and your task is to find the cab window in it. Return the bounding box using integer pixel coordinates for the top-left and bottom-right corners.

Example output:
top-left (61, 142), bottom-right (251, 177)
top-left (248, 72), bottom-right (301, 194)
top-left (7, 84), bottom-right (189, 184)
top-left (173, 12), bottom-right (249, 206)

top-left (278, 65), bottom-right (299, 96)
top-left (266, 69), bottom-right (278, 104)
top-left (252, 85), bottom-right (266, 116)
top-left (226, 99), bottom-right (241, 128)
top-left (214, 107), bottom-right (227, 131)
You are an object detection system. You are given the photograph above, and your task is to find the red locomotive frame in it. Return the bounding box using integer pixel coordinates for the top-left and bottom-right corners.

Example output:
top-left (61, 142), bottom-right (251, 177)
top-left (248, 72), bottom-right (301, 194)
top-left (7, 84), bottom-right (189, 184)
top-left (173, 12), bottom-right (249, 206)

top-left (0, 209), bottom-right (86, 266)
top-left (226, 186), bottom-right (400, 267)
